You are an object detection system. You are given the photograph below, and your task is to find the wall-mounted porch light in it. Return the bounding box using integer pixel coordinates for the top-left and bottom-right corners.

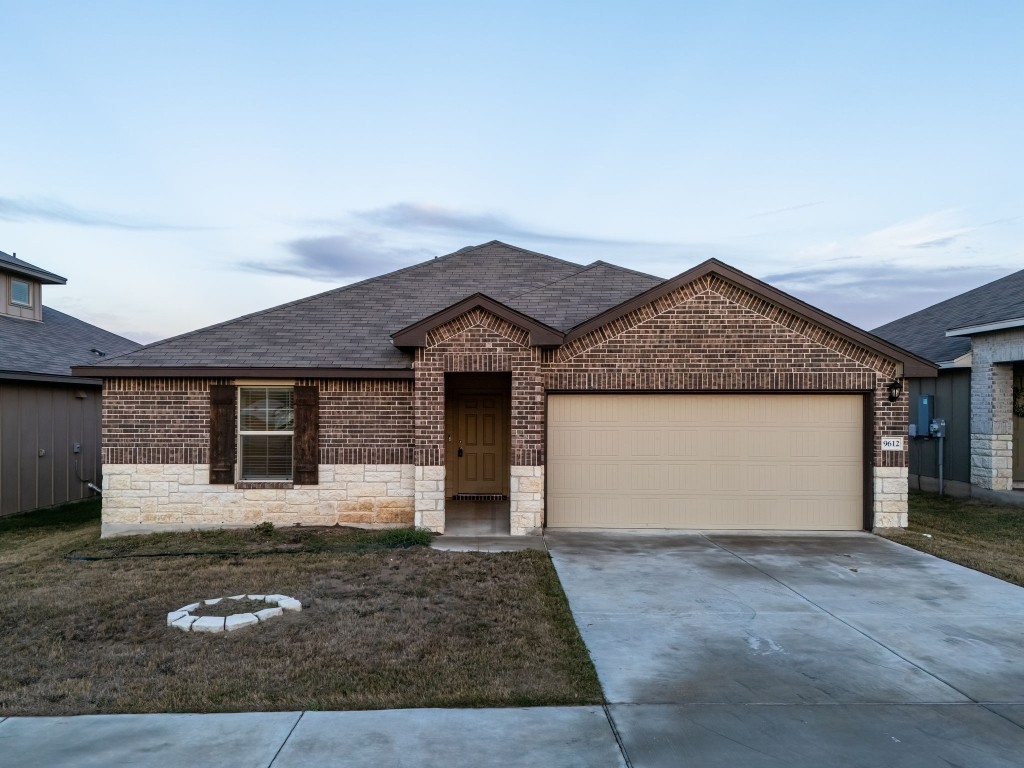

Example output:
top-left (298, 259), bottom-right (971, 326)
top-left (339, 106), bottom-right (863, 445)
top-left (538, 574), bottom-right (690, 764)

top-left (886, 379), bottom-right (904, 402)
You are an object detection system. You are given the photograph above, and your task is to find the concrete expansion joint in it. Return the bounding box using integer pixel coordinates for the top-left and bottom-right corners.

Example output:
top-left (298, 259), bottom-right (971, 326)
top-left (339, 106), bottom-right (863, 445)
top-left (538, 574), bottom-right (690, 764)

top-left (601, 702), bottom-right (635, 768)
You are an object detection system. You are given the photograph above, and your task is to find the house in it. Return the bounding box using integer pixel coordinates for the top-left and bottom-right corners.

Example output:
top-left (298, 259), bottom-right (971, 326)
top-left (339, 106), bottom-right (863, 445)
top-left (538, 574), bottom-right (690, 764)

top-left (873, 267), bottom-right (1024, 498)
top-left (74, 241), bottom-right (934, 537)
top-left (0, 250), bottom-right (141, 516)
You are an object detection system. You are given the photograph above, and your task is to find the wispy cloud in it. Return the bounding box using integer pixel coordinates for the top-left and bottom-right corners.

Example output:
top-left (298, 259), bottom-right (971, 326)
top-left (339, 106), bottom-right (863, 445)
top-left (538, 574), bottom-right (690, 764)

top-left (352, 202), bottom-right (670, 249)
top-left (764, 263), bottom-right (1015, 328)
top-left (0, 196), bottom-right (202, 230)
top-left (745, 201), bottom-right (824, 220)
top-left (242, 232), bottom-right (432, 280)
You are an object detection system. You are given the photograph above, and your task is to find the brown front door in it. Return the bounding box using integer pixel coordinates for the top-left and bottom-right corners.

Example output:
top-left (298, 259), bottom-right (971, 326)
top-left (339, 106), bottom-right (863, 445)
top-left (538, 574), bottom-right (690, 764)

top-left (456, 394), bottom-right (505, 495)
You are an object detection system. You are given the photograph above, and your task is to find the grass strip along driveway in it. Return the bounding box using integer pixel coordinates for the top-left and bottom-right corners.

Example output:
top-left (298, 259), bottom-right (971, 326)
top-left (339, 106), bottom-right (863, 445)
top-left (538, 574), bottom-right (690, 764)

top-left (0, 501), bottom-right (600, 716)
top-left (882, 491), bottom-right (1024, 588)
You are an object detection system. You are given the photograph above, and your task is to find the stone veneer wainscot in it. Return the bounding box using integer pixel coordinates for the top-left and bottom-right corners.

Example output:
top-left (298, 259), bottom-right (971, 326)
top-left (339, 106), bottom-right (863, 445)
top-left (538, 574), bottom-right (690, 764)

top-left (101, 464), bottom-right (414, 537)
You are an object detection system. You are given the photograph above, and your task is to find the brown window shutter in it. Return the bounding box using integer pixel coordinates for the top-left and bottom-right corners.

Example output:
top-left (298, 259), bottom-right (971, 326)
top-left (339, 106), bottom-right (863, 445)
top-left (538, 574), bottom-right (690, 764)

top-left (209, 385), bottom-right (236, 484)
top-left (293, 385), bottom-right (319, 485)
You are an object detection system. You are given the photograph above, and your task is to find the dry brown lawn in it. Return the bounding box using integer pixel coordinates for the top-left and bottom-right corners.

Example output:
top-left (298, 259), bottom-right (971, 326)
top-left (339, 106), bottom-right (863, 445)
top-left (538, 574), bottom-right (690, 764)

top-left (0, 500), bottom-right (602, 715)
top-left (882, 491), bottom-right (1024, 587)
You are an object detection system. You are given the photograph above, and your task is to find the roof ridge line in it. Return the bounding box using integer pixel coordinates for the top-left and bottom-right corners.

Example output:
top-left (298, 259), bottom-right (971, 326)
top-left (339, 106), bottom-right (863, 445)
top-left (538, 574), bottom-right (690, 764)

top-left (587, 259), bottom-right (665, 281)
top-left (504, 261), bottom-right (602, 300)
top-left (475, 240), bottom-right (586, 269)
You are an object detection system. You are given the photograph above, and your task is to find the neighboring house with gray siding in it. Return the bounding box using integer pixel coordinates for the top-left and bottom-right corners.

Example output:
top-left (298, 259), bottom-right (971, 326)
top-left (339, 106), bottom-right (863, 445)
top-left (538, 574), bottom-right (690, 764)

top-left (873, 267), bottom-right (1024, 498)
top-left (75, 241), bottom-right (933, 538)
top-left (0, 250), bottom-right (141, 516)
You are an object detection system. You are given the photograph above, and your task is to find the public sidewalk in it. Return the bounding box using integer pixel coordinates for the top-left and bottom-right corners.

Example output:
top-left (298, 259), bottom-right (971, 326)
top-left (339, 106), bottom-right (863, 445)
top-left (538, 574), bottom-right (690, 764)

top-left (0, 707), bottom-right (626, 768)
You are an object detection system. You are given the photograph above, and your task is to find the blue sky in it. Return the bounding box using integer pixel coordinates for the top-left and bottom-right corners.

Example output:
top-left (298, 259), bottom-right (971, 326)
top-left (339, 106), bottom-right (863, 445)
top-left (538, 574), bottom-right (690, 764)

top-left (2, 1), bottom-right (1021, 343)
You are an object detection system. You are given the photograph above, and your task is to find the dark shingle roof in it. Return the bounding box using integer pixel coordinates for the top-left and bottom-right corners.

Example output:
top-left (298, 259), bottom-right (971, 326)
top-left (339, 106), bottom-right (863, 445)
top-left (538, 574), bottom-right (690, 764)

top-left (0, 307), bottom-right (141, 378)
top-left (872, 268), bottom-right (1024, 364)
top-left (90, 241), bottom-right (619, 370)
top-left (0, 250), bottom-right (67, 284)
top-left (506, 261), bottom-right (664, 330)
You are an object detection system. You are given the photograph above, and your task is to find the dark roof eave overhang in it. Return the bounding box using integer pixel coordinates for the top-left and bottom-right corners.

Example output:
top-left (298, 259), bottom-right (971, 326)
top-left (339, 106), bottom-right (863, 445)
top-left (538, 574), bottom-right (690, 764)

top-left (0, 370), bottom-right (102, 386)
top-left (563, 258), bottom-right (939, 379)
top-left (391, 292), bottom-right (565, 348)
top-left (69, 366), bottom-right (415, 379)
top-left (0, 262), bottom-right (67, 285)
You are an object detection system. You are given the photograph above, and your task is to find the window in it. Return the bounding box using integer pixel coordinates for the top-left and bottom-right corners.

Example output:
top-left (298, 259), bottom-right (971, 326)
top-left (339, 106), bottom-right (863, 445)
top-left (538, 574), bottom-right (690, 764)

top-left (10, 278), bottom-right (31, 307)
top-left (238, 386), bottom-right (294, 481)
top-left (209, 383), bottom-right (317, 486)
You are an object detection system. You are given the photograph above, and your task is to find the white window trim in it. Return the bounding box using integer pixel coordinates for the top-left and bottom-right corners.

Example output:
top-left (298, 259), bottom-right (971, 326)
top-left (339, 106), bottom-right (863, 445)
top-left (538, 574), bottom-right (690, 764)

top-left (237, 385), bottom-right (295, 482)
top-left (9, 278), bottom-right (32, 307)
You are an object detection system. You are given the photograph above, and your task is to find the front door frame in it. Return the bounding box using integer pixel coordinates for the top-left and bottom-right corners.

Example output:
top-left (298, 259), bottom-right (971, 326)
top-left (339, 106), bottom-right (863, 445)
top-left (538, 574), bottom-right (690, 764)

top-left (444, 372), bottom-right (511, 498)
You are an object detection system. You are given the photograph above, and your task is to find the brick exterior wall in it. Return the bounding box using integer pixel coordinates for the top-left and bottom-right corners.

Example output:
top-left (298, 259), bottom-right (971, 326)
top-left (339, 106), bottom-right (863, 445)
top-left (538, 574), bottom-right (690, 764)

top-left (312, 379), bottom-right (414, 465)
top-left (101, 273), bottom-right (911, 534)
top-left (102, 378), bottom-right (227, 465)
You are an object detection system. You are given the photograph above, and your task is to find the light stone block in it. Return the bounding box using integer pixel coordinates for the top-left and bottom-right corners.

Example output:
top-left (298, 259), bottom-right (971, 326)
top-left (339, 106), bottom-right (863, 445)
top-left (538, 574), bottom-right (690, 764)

top-left (348, 482), bottom-right (388, 498)
top-left (108, 474), bottom-right (132, 490)
top-left (191, 616), bottom-right (225, 633)
top-left (167, 610), bottom-right (189, 626)
top-left (365, 470), bottom-right (401, 482)
top-left (255, 607), bottom-right (283, 621)
top-left (171, 616), bottom-right (199, 631)
top-left (277, 598), bottom-right (302, 611)
top-left (226, 613), bottom-right (259, 631)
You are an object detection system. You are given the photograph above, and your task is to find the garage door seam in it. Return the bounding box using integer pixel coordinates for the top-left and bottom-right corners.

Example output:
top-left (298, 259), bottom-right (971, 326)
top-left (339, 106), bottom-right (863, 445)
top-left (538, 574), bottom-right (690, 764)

top-left (700, 535), bottom-right (980, 705)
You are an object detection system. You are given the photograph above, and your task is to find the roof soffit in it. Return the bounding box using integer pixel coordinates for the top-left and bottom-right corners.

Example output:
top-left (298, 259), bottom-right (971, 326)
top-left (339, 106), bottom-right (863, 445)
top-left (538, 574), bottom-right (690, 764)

top-left (390, 293), bottom-right (564, 348)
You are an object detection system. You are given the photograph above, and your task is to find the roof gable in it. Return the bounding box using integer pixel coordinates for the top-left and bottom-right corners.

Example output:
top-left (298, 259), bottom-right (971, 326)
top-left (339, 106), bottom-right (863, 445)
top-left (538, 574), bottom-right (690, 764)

top-left (563, 259), bottom-right (937, 377)
top-left (392, 293), bottom-right (564, 347)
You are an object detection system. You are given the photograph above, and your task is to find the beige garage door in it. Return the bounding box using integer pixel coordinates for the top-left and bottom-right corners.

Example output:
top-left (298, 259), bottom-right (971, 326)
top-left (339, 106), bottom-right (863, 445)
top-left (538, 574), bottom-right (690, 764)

top-left (547, 394), bottom-right (863, 530)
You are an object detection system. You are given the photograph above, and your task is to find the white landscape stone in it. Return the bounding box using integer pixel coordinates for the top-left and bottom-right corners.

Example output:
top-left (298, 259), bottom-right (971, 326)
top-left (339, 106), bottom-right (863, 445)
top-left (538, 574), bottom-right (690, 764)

top-left (192, 616), bottom-right (226, 633)
top-left (225, 613), bottom-right (259, 631)
top-left (168, 593), bottom-right (298, 635)
top-left (171, 615), bottom-right (199, 631)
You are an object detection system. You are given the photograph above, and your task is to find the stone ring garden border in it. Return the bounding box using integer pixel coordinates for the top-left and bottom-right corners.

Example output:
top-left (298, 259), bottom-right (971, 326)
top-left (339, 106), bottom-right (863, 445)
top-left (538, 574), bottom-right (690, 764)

top-left (167, 594), bottom-right (302, 634)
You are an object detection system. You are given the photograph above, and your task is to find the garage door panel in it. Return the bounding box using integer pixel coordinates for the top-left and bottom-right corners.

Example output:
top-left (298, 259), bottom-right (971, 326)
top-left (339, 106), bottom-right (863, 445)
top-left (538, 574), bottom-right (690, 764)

top-left (547, 394), bottom-right (863, 530)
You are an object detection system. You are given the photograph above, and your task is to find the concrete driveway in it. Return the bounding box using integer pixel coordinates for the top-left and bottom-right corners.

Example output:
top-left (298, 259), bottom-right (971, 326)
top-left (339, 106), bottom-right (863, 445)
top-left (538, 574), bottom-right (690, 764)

top-left (547, 530), bottom-right (1024, 767)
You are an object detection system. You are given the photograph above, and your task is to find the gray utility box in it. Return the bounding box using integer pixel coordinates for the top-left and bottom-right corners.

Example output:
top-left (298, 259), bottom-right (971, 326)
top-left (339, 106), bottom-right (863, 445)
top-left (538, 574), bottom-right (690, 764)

top-left (914, 394), bottom-right (934, 438)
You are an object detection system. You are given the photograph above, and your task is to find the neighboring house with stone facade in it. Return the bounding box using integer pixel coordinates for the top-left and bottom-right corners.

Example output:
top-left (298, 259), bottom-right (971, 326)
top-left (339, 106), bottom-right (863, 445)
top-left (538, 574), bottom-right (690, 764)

top-left (874, 267), bottom-right (1024, 499)
top-left (0, 250), bottom-right (140, 516)
top-left (74, 241), bottom-right (934, 538)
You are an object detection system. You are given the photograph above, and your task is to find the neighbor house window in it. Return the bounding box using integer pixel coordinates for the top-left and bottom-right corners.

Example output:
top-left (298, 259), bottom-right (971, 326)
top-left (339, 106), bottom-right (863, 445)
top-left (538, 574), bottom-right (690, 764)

top-left (9, 278), bottom-right (31, 307)
top-left (238, 386), bottom-right (294, 481)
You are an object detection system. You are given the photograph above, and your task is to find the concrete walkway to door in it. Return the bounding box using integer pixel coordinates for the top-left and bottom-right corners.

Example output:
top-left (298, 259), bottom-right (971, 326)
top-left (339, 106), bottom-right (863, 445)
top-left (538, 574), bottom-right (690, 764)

top-left (546, 530), bottom-right (1024, 767)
